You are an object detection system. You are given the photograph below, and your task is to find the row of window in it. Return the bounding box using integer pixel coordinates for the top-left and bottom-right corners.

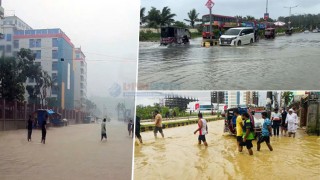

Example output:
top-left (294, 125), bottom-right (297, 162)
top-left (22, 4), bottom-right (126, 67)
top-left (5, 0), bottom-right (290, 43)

top-left (0, 45), bottom-right (12, 53)
top-left (14, 29), bottom-right (61, 35)
top-left (30, 50), bottom-right (59, 60)
top-left (11, 38), bottom-right (59, 49)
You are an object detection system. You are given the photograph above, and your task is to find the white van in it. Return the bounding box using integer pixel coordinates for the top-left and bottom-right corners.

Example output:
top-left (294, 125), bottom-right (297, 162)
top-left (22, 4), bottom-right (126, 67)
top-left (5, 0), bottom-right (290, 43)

top-left (219, 27), bottom-right (255, 46)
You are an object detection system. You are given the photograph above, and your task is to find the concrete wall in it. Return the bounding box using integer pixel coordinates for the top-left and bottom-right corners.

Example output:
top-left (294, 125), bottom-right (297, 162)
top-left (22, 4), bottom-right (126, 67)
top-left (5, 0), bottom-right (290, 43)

top-left (306, 102), bottom-right (320, 135)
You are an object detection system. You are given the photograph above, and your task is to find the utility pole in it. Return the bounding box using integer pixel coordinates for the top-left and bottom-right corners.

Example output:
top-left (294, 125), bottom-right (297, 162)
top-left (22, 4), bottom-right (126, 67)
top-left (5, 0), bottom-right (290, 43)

top-left (266, 0), bottom-right (268, 14)
top-left (284, 5), bottom-right (298, 29)
top-left (205, 0), bottom-right (215, 43)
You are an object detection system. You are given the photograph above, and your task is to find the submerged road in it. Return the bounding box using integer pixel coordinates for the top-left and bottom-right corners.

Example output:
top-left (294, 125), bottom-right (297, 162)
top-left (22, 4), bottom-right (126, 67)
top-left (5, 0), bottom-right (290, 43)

top-left (0, 121), bottom-right (133, 180)
top-left (134, 120), bottom-right (320, 180)
top-left (138, 33), bottom-right (320, 90)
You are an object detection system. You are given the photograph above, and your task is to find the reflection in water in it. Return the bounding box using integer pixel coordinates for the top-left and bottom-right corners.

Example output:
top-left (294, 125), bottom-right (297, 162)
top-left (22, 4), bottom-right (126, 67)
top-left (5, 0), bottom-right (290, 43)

top-left (138, 33), bottom-right (320, 90)
top-left (134, 120), bottom-right (320, 179)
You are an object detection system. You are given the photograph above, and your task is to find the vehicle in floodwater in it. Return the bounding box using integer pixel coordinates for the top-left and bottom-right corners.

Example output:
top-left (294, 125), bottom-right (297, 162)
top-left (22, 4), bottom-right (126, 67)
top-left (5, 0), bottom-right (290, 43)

top-left (264, 28), bottom-right (275, 39)
top-left (285, 28), bottom-right (293, 35)
top-left (224, 106), bottom-right (263, 138)
top-left (223, 107), bottom-right (248, 135)
top-left (160, 26), bottom-right (191, 46)
top-left (219, 27), bottom-right (255, 46)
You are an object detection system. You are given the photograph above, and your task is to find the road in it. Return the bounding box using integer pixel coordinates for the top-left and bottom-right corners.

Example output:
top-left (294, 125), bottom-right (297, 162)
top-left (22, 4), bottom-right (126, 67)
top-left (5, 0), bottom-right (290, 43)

top-left (0, 121), bottom-right (133, 180)
top-left (134, 120), bottom-right (320, 180)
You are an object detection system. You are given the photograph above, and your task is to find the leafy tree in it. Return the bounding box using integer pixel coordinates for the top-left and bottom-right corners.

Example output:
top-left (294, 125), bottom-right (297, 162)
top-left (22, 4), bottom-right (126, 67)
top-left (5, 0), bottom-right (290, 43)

top-left (184, 9), bottom-right (199, 28)
top-left (282, 92), bottom-right (294, 108)
top-left (174, 21), bottom-right (187, 28)
top-left (159, 6), bottom-right (176, 26)
top-left (146, 7), bottom-right (161, 28)
top-left (0, 48), bottom-right (38, 101)
top-left (140, 7), bottom-right (147, 25)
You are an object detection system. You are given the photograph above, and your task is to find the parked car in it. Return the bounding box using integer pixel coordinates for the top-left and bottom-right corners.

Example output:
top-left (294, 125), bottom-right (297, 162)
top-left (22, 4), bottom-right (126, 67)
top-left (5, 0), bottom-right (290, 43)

top-left (252, 111), bottom-right (265, 139)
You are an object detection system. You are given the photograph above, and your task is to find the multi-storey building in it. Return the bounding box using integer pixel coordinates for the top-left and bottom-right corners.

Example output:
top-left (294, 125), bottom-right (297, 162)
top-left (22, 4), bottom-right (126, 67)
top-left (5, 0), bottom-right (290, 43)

top-left (211, 91), bottom-right (225, 104)
top-left (74, 47), bottom-right (87, 110)
top-left (13, 28), bottom-right (75, 109)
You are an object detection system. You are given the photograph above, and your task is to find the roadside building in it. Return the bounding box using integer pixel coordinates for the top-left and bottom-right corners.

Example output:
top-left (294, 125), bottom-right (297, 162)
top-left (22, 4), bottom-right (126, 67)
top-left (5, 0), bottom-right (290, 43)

top-left (74, 47), bottom-right (87, 111)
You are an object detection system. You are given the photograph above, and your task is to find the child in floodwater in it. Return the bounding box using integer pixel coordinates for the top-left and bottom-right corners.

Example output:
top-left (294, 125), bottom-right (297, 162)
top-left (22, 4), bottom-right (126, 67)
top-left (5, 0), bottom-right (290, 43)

top-left (241, 112), bottom-right (255, 155)
top-left (257, 112), bottom-right (273, 151)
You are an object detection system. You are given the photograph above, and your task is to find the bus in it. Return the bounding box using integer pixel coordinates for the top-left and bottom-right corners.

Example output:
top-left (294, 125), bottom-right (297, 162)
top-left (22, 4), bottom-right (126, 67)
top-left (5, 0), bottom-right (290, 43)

top-left (202, 14), bottom-right (238, 39)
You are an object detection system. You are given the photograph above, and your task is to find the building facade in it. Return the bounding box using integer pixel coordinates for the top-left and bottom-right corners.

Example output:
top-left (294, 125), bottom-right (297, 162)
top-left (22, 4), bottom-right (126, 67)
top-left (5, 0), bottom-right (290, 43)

top-left (74, 47), bottom-right (87, 110)
top-left (13, 28), bottom-right (75, 109)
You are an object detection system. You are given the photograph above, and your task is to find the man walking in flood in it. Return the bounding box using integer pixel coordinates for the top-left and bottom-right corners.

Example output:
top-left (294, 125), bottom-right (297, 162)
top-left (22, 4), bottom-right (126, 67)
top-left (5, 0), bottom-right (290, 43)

top-left (286, 109), bottom-right (298, 138)
top-left (27, 115), bottom-right (33, 142)
top-left (281, 107), bottom-right (288, 136)
top-left (271, 108), bottom-right (281, 137)
top-left (41, 114), bottom-right (48, 144)
top-left (257, 112), bottom-right (273, 151)
top-left (194, 113), bottom-right (208, 146)
top-left (241, 112), bottom-right (255, 155)
top-left (154, 110), bottom-right (164, 138)
top-left (101, 118), bottom-right (107, 141)
top-left (235, 109), bottom-right (243, 152)
top-left (135, 115), bottom-right (143, 144)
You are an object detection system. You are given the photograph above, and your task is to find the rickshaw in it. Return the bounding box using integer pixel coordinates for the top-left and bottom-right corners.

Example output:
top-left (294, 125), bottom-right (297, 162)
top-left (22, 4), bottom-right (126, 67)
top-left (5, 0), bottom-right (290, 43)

top-left (223, 107), bottom-right (248, 135)
top-left (264, 28), bottom-right (275, 39)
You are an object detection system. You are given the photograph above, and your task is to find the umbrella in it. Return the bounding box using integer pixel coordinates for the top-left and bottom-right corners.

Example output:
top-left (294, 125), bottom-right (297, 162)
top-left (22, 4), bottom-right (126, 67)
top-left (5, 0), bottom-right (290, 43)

top-left (274, 21), bottom-right (286, 26)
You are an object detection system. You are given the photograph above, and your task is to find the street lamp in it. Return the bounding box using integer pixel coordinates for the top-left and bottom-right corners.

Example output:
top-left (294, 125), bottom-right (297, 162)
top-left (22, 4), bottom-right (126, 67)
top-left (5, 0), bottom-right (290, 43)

top-left (205, 0), bottom-right (215, 42)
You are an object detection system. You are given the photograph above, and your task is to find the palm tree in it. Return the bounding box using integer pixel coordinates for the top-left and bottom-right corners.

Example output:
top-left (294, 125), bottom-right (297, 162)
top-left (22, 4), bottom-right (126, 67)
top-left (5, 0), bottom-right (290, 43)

top-left (146, 7), bottom-right (161, 29)
top-left (184, 9), bottom-right (199, 28)
top-left (140, 7), bottom-right (146, 25)
top-left (159, 6), bottom-right (176, 26)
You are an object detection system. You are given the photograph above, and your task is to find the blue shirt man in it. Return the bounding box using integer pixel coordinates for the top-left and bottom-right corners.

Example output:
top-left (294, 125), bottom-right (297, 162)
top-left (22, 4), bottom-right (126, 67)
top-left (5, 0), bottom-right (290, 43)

top-left (257, 112), bottom-right (273, 151)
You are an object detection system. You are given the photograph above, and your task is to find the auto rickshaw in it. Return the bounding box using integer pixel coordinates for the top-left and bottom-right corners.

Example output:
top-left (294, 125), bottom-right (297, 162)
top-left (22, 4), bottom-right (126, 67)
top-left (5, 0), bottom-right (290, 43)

top-left (264, 28), bottom-right (275, 39)
top-left (223, 107), bottom-right (248, 135)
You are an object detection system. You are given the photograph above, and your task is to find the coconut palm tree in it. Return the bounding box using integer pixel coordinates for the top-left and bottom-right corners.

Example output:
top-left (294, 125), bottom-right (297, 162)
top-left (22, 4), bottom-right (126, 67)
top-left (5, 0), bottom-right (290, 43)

top-left (184, 9), bottom-right (199, 28)
top-left (146, 7), bottom-right (161, 29)
top-left (140, 7), bottom-right (146, 25)
top-left (159, 6), bottom-right (176, 26)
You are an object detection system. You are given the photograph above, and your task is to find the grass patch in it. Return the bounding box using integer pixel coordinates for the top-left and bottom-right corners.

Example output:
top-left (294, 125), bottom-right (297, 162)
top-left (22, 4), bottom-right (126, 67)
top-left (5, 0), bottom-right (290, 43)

top-left (140, 117), bottom-right (223, 132)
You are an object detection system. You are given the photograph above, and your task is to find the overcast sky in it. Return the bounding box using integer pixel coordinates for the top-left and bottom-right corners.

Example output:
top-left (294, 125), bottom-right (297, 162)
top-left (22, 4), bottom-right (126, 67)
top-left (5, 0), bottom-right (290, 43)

top-left (4, 0), bottom-right (140, 99)
top-left (141, 0), bottom-right (320, 22)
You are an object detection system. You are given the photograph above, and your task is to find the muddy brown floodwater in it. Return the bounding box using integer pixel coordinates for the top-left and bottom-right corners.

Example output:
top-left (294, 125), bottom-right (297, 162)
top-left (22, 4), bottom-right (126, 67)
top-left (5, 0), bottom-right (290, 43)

top-left (0, 122), bottom-right (133, 180)
top-left (134, 120), bottom-right (320, 180)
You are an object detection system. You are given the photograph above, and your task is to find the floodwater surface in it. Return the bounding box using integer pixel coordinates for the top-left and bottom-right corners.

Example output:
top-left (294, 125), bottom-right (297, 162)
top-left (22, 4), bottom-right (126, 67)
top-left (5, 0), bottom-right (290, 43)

top-left (138, 33), bottom-right (320, 90)
top-left (0, 122), bottom-right (133, 180)
top-left (134, 120), bottom-right (320, 179)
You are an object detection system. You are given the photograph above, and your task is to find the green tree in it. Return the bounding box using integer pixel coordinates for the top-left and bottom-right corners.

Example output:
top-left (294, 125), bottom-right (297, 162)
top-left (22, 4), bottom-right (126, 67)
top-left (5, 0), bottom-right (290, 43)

top-left (146, 7), bottom-right (161, 29)
top-left (174, 21), bottom-right (187, 28)
top-left (0, 48), bottom-right (39, 101)
top-left (184, 9), bottom-right (199, 28)
top-left (140, 7), bottom-right (147, 25)
top-left (159, 6), bottom-right (176, 26)
top-left (282, 92), bottom-right (294, 108)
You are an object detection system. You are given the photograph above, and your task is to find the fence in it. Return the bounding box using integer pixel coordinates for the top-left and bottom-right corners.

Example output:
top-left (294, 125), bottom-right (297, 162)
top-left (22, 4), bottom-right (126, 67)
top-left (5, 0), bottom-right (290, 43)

top-left (0, 99), bottom-right (89, 131)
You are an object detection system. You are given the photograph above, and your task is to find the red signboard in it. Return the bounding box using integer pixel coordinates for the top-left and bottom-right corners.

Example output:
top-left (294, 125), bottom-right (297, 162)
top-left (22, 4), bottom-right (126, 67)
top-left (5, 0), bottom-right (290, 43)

top-left (195, 103), bottom-right (200, 110)
top-left (205, 0), bottom-right (214, 9)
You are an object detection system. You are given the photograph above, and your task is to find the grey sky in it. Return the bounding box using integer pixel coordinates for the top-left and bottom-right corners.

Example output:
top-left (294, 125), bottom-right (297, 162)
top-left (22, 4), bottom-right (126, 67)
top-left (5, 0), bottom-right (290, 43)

top-left (4, 0), bottom-right (140, 98)
top-left (141, 0), bottom-right (320, 22)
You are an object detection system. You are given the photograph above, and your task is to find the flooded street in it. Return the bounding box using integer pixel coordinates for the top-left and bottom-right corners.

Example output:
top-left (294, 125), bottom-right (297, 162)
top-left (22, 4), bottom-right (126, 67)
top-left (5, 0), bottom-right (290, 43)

top-left (138, 33), bottom-right (320, 90)
top-left (0, 122), bottom-right (133, 180)
top-left (134, 120), bottom-right (320, 180)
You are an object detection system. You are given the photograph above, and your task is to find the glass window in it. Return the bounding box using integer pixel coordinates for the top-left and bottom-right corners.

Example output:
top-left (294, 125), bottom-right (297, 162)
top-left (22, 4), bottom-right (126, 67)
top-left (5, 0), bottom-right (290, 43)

top-left (25, 30), bottom-right (35, 35)
top-left (52, 62), bottom-right (58, 70)
top-left (35, 39), bottom-right (41, 47)
top-left (29, 39), bottom-right (35, 48)
top-left (52, 50), bottom-right (58, 59)
top-left (76, 53), bottom-right (80, 59)
top-left (52, 38), bottom-right (58, 47)
top-left (48, 29), bottom-right (60, 34)
top-left (36, 30), bottom-right (42, 34)
top-left (6, 45), bottom-right (12, 53)
top-left (34, 50), bottom-right (41, 59)
top-left (0, 45), bottom-right (4, 52)
top-left (6, 34), bottom-right (12, 41)
top-left (13, 40), bottom-right (19, 49)
top-left (52, 73), bottom-right (58, 80)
